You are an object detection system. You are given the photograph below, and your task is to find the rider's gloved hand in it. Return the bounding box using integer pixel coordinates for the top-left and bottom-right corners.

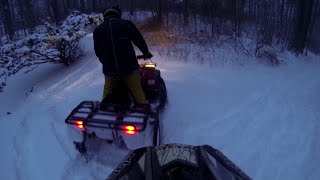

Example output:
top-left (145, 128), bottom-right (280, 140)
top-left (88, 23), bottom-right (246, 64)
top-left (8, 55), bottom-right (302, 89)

top-left (144, 52), bottom-right (153, 59)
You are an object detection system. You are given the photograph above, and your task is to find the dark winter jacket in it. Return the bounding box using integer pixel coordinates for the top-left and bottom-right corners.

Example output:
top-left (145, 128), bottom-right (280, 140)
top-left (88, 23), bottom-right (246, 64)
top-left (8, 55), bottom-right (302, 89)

top-left (93, 17), bottom-right (150, 76)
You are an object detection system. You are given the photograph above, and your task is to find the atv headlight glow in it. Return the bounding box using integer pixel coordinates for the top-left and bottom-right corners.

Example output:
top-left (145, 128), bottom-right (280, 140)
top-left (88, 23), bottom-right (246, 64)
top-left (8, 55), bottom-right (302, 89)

top-left (145, 64), bottom-right (156, 68)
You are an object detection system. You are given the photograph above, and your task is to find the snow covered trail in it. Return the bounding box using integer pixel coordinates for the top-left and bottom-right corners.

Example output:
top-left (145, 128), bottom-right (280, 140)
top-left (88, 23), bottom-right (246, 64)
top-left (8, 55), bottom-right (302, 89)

top-left (161, 59), bottom-right (320, 179)
top-left (1, 34), bottom-right (320, 180)
top-left (0, 35), bottom-right (121, 180)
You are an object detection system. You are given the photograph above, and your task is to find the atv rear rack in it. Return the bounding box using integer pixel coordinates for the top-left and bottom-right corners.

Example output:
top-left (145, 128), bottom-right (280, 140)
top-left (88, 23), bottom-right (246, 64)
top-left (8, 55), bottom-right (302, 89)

top-left (65, 101), bottom-right (149, 131)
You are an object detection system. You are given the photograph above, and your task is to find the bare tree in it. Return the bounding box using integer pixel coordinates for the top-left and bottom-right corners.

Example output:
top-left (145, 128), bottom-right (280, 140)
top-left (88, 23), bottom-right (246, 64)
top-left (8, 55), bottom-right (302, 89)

top-left (48, 0), bottom-right (61, 22)
top-left (130, 0), bottom-right (134, 15)
top-left (16, 0), bottom-right (36, 35)
top-left (291, 0), bottom-right (315, 53)
top-left (0, 0), bottom-right (319, 55)
top-left (0, 0), bottom-right (14, 40)
top-left (305, 0), bottom-right (320, 54)
top-left (92, 0), bottom-right (98, 12)
top-left (157, 0), bottom-right (163, 22)
top-left (80, 0), bottom-right (85, 12)
top-left (183, 0), bottom-right (189, 25)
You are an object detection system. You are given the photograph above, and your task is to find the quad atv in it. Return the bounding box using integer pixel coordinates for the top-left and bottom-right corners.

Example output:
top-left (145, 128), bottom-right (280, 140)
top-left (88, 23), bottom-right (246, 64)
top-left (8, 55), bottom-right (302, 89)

top-left (65, 56), bottom-right (167, 154)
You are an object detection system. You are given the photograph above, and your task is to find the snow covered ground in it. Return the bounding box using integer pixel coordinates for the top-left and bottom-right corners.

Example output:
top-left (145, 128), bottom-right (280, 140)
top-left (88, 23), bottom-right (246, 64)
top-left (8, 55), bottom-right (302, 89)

top-left (1, 34), bottom-right (320, 180)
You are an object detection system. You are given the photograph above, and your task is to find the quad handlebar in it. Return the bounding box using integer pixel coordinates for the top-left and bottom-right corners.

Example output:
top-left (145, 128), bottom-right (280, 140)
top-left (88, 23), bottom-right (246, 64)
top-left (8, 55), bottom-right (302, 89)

top-left (137, 55), bottom-right (153, 60)
top-left (137, 55), bottom-right (147, 60)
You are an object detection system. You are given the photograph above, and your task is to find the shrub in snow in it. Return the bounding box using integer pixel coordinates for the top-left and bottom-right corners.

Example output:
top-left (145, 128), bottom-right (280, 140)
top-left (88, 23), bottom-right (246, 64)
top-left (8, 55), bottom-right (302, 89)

top-left (254, 33), bottom-right (281, 66)
top-left (0, 12), bottom-right (103, 92)
top-left (46, 36), bottom-right (84, 65)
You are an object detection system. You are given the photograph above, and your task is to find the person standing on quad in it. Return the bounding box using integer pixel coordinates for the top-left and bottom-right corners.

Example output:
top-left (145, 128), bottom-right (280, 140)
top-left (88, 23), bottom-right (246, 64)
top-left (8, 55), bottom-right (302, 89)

top-left (93, 6), bottom-right (153, 106)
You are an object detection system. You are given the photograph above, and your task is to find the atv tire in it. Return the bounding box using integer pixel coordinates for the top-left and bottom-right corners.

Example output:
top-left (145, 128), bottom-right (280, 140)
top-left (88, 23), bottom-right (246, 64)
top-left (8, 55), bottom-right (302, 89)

top-left (152, 110), bottom-right (161, 146)
top-left (158, 77), bottom-right (167, 110)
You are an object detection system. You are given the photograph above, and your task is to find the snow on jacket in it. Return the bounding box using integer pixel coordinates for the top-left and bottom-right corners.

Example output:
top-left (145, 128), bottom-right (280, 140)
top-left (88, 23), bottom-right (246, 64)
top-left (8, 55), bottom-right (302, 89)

top-left (93, 17), bottom-right (150, 76)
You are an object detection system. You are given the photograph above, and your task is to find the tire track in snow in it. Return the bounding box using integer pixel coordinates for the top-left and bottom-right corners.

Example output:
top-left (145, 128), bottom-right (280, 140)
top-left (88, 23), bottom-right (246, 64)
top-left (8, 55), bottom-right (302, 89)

top-left (229, 65), bottom-right (320, 179)
top-left (162, 61), bottom-right (320, 179)
top-left (50, 122), bottom-right (73, 159)
top-left (12, 115), bottom-right (32, 180)
top-left (61, 142), bottom-right (128, 180)
top-left (209, 85), bottom-right (274, 137)
top-left (39, 53), bottom-right (99, 99)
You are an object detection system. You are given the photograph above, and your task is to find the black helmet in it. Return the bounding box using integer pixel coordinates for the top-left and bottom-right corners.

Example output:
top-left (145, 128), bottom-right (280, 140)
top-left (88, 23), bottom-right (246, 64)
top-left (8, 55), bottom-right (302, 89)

top-left (103, 6), bottom-right (122, 18)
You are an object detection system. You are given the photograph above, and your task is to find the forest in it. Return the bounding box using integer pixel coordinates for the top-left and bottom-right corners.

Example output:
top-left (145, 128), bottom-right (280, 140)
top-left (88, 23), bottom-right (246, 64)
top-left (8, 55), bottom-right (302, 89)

top-left (0, 0), bottom-right (319, 54)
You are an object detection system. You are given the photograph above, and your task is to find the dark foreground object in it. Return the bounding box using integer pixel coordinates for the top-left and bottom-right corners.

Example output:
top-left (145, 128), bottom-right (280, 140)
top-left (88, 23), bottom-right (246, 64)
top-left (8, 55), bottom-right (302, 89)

top-left (107, 143), bottom-right (251, 180)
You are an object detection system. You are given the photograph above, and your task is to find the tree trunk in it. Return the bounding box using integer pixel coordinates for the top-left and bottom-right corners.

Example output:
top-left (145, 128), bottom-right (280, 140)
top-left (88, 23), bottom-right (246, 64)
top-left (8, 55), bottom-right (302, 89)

top-left (184, 0), bottom-right (189, 25)
top-left (211, 0), bottom-right (215, 37)
top-left (166, 0), bottom-right (169, 29)
top-left (80, 0), bottom-right (85, 12)
top-left (65, 0), bottom-right (72, 13)
top-left (192, 0), bottom-right (197, 34)
top-left (305, 0), bottom-right (319, 54)
top-left (0, 0), bottom-right (14, 40)
top-left (130, 0), bottom-right (134, 15)
top-left (48, 0), bottom-right (61, 22)
top-left (92, 0), bottom-right (97, 12)
top-left (157, 0), bottom-right (163, 22)
top-left (291, 0), bottom-right (315, 53)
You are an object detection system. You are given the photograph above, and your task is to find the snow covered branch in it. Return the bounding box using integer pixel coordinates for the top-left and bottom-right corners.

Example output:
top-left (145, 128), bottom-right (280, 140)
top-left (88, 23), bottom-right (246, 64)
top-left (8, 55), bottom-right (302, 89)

top-left (0, 12), bottom-right (102, 92)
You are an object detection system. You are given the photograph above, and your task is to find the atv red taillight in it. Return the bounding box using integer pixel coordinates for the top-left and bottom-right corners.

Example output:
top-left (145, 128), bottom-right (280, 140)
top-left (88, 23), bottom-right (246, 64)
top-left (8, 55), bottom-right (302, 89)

top-left (75, 120), bottom-right (85, 130)
top-left (122, 125), bottom-right (138, 136)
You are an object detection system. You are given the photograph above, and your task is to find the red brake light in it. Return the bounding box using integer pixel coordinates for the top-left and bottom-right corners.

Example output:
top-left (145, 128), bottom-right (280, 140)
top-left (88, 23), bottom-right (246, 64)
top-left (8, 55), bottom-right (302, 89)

top-left (75, 120), bottom-right (85, 130)
top-left (122, 125), bottom-right (138, 135)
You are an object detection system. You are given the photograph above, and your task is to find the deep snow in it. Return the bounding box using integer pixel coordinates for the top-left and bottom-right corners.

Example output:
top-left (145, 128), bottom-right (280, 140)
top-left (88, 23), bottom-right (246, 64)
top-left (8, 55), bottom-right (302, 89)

top-left (1, 34), bottom-right (320, 180)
